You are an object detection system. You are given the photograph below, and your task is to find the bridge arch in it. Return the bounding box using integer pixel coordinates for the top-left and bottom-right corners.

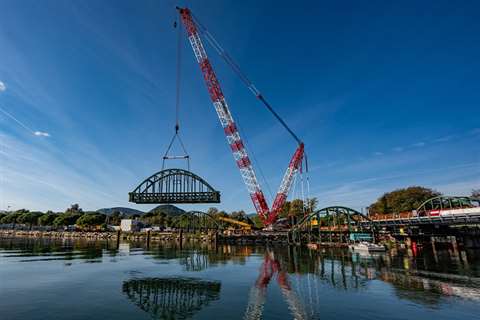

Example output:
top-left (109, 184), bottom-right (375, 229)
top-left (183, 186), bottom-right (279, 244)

top-left (416, 195), bottom-right (480, 216)
top-left (123, 277), bottom-right (221, 319)
top-left (171, 210), bottom-right (222, 231)
top-left (293, 206), bottom-right (373, 232)
top-left (129, 168), bottom-right (220, 204)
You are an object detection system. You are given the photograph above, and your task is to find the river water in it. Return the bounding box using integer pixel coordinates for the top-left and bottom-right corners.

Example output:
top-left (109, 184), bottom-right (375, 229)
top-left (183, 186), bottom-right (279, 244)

top-left (0, 237), bottom-right (479, 320)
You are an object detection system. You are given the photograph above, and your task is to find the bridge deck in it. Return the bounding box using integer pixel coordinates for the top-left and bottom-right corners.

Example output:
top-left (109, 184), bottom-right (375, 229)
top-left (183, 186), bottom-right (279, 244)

top-left (365, 210), bottom-right (480, 227)
top-left (129, 191), bottom-right (220, 204)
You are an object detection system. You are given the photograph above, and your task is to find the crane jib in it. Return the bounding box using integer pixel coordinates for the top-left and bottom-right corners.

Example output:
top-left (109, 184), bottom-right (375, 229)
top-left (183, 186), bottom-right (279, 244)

top-left (177, 7), bottom-right (304, 226)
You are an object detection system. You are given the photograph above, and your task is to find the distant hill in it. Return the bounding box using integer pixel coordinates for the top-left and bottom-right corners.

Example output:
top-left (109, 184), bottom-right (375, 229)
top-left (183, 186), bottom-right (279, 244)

top-left (149, 205), bottom-right (185, 216)
top-left (97, 207), bottom-right (144, 216)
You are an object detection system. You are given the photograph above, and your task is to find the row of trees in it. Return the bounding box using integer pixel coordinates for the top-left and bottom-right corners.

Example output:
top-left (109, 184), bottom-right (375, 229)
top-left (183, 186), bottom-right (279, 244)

top-left (3, 187), bottom-right (476, 229)
top-left (0, 197), bottom-right (321, 230)
top-left (0, 204), bottom-right (109, 230)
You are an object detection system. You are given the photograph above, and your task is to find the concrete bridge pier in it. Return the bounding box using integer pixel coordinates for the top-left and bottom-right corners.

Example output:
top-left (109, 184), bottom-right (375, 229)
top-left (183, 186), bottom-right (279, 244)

top-left (404, 237), bottom-right (415, 257)
top-left (179, 229), bottom-right (184, 249)
top-left (146, 230), bottom-right (151, 249)
top-left (460, 250), bottom-right (470, 269)
top-left (116, 230), bottom-right (121, 250)
top-left (464, 235), bottom-right (480, 248)
top-left (449, 236), bottom-right (460, 259)
top-left (430, 236), bottom-right (439, 263)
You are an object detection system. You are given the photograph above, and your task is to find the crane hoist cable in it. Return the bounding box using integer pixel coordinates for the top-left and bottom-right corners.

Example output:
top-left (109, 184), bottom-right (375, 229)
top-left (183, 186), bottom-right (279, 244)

top-left (190, 12), bottom-right (302, 146)
top-left (162, 17), bottom-right (190, 170)
top-left (177, 7), bottom-right (306, 226)
top-left (192, 9), bottom-right (310, 205)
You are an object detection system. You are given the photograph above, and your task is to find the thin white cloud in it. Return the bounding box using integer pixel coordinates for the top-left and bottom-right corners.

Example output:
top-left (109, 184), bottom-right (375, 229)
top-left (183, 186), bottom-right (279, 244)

top-left (0, 133), bottom-right (122, 211)
top-left (470, 128), bottom-right (480, 135)
top-left (0, 106), bottom-right (50, 137)
top-left (34, 131), bottom-right (50, 137)
top-left (392, 146), bottom-right (403, 152)
top-left (0, 81), bottom-right (5, 92)
top-left (434, 135), bottom-right (456, 143)
top-left (0, 131), bottom-right (137, 211)
top-left (373, 152), bottom-right (383, 156)
top-left (412, 142), bottom-right (425, 147)
top-left (0, 106), bottom-right (34, 133)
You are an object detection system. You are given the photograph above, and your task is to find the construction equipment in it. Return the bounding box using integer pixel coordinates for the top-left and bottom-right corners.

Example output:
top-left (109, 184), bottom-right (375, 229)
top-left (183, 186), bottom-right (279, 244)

top-left (176, 7), bottom-right (305, 227)
top-left (217, 216), bottom-right (252, 230)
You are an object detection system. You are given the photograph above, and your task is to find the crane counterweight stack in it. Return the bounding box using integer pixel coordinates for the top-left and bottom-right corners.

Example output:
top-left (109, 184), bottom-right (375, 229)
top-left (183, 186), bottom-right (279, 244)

top-left (177, 7), bottom-right (304, 226)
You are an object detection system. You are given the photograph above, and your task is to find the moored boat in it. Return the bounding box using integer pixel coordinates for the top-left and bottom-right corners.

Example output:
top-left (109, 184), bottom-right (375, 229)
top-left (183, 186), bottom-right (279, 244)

top-left (349, 242), bottom-right (386, 253)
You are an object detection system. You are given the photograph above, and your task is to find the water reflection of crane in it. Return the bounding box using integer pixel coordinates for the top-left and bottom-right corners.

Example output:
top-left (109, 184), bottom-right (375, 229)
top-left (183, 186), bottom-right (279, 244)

top-left (244, 251), bottom-right (308, 320)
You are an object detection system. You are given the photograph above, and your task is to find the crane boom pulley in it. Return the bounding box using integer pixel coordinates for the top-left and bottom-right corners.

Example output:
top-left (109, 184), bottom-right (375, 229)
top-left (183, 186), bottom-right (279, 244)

top-left (177, 7), bottom-right (304, 226)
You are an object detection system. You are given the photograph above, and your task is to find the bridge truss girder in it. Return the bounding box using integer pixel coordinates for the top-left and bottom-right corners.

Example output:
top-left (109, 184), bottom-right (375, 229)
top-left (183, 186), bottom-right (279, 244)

top-left (129, 168), bottom-right (220, 204)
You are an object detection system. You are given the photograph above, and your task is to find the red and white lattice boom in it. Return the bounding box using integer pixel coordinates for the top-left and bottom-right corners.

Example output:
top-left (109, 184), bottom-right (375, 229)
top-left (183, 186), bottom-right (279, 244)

top-left (178, 8), bottom-right (304, 226)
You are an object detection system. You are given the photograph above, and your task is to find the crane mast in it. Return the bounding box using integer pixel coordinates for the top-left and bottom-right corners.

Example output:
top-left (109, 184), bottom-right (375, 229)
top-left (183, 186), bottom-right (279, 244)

top-left (178, 7), bottom-right (304, 226)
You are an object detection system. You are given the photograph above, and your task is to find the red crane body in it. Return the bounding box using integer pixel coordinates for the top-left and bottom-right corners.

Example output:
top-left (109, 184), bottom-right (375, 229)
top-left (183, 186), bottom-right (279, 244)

top-left (178, 8), bottom-right (304, 226)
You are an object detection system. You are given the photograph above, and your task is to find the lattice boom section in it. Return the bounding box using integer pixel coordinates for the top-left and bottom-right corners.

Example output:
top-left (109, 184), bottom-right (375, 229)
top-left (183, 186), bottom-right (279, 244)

top-left (129, 169), bottom-right (220, 204)
top-left (179, 8), bottom-right (270, 221)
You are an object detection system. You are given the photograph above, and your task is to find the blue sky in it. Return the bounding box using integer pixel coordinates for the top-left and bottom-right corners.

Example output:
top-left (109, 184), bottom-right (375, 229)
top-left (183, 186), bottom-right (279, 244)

top-left (0, 0), bottom-right (478, 213)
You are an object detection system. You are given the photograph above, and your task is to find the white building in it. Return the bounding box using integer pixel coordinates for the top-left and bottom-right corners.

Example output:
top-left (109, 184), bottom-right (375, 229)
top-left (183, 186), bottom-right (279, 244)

top-left (120, 219), bottom-right (142, 232)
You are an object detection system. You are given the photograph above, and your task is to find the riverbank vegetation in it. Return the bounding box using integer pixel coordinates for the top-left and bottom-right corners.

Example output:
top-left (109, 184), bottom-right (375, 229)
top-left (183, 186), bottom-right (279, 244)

top-left (0, 197), bottom-right (319, 231)
top-left (368, 187), bottom-right (480, 215)
top-left (368, 186), bottom-right (440, 215)
top-left (1, 187), bottom-right (476, 230)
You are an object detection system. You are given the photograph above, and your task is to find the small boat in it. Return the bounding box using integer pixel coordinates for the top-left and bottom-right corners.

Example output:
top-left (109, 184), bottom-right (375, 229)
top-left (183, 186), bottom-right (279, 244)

top-left (349, 241), bottom-right (386, 253)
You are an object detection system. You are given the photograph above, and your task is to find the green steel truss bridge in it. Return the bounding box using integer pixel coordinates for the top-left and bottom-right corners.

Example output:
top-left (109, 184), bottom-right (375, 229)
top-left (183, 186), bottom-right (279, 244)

top-left (290, 196), bottom-right (480, 242)
top-left (366, 196), bottom-right (480, 227)
top-left (129, 168), bottom-right (220, 204)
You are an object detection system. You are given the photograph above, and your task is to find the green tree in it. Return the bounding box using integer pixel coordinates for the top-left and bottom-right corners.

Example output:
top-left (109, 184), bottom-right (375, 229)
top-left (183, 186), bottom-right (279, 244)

top-left (289, 199), bottom-right (305, 217)
top-left (109, 211), bottom-right (123, 225)
top-left (53, 212), bottom-right (82, 227)
top-left (17, 212), bottom-right (42, 229)
top-left (0, 212), bottom-right (17, 224)
top-left (250, 215), bottom-right (263, 228)
top-left (76, 213), bottom-right (106, 229)
top-left (206, 207), bottom-right (219, 216)
top-left (369, 186), bottom-right (441, 214)
top-left (231, 210), bottom-right (247, 222)
top-left (141, 211), bottom-right (167, 227)
top-left (305, 197), bottom-right (318, 214)
top-left (279, 201), bottom-right (291, 218)
top-left (66, 204), bottom-right (83, 214)
top-left (288, 199), bottom-right (305, 225)
top-left (206, 207), bottom-right (228, 220)
top-left (38, 212), bottom-right (58, 226)
top-left (0, 211), bottom-right (25, 228)
top-left (165, 216), bottom-right (173, 227)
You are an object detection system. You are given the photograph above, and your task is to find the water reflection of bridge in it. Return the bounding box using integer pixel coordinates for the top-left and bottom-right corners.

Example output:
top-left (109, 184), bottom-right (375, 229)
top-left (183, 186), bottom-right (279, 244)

top-left (2, 238), bottom-right (479, 317)
top-left (243, 246), bottom-right (480, 319)
top-left (123, 277), bottom-right (221, 319)
top-left (281, 246), bottom-right (480, 305)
